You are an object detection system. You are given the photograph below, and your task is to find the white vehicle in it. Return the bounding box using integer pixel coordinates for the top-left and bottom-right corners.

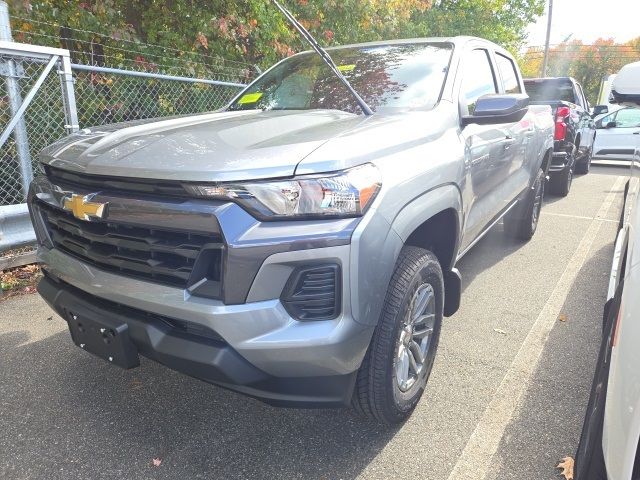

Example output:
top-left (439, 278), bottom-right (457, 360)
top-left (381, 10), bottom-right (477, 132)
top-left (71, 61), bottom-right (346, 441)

top-left (593, 107), bottom-right (640, 161)
top-left (575, 62), bottom-right (640, 479)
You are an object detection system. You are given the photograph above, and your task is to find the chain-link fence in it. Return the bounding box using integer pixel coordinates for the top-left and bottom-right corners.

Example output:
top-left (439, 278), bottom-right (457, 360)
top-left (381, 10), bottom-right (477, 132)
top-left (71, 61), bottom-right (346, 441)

top-left (1, 4), bottom-right (255, 267)
top-left (1, 52), bottom-right (68, 206)
top-left (1, 54), bottom-right (247, 208)
top-left (71, 66), bottom-right (244, 128)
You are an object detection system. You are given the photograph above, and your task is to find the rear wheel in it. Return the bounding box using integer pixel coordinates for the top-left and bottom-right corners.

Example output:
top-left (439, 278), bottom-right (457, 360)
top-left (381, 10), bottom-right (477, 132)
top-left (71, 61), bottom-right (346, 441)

top-left (549, 164), bottom-right (573, 197)
top-left (351, 246), bottom-right (443, 424)
top-left (575, 146), bottom-right (592, 174)
top-left (504, 168), bottom-right (545, 241)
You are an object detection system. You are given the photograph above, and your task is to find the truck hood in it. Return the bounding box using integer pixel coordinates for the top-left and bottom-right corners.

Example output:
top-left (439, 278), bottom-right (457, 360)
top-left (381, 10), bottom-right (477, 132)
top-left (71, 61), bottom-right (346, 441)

top-left (40, 110), bottom-right (367, 182)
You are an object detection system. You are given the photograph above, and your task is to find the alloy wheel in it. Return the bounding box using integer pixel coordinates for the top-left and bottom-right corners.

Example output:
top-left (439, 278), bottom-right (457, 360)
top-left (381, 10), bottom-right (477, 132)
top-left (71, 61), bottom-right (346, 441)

top-left (395, 283), bottom-right (436, 392)
top-left (531, 176), bottom-right (544, 231)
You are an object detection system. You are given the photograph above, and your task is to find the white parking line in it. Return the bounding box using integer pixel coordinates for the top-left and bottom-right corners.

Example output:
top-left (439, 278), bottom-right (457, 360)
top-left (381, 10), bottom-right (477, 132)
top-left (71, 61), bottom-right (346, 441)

top-left (541, 211), bottom-right (618, 223)
top-left (447, 175), bottom-right (626, 480)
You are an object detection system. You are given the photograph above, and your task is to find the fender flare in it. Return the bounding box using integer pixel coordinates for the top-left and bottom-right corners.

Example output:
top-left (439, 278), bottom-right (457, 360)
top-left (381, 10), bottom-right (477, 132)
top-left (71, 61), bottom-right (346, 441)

top-left (391, 183), bottom-right (464, 317)
top-left (350, 184), bottom-right (464, 325)
top-left (390, 183), bottom-right (464, 270)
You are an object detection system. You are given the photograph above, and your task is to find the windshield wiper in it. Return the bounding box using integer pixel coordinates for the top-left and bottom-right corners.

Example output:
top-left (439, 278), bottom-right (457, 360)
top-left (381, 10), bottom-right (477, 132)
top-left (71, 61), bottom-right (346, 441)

top-left (271, 0), bottom-right (374, 116)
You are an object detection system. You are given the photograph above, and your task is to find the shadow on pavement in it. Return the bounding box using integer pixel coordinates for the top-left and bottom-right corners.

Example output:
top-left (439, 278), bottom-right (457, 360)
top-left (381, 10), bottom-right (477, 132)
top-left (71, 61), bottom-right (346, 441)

top-left (483, 241), bottom-right (614, 480)
top-left (456, 223), bottom-right (524, 294)
top-left (0, 327), bottom-right (398, 480)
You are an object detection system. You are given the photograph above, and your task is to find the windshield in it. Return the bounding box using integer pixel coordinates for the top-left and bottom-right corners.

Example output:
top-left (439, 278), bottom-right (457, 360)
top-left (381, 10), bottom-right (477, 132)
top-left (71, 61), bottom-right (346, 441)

top-left (524, 80), bottom-right (577, 103)
top-left (228, 43), bottom-right (453, 114)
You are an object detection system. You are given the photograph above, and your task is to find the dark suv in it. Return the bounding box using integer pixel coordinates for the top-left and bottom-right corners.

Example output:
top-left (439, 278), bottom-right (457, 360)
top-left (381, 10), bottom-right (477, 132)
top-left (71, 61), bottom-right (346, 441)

top-left (524, 77), bottom-right (597, 196)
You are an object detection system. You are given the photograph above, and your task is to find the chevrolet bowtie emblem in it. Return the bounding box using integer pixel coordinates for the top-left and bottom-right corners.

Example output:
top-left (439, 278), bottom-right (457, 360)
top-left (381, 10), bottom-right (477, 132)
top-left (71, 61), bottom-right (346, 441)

top-left (62, 194), bottom-right (108, 221)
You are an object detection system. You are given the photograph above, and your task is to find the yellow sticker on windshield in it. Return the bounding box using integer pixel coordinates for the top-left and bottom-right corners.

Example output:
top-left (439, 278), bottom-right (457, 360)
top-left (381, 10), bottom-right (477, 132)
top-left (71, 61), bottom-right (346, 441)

top-left (337, 64), bottom-right (355, 72)
top-left (238, 92), bottom-right (263, 104)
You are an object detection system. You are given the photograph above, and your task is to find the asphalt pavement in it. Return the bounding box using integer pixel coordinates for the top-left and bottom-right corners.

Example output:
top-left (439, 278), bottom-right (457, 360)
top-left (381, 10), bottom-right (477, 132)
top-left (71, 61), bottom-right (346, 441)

top-left (0, 163), bottom-right (629, 480)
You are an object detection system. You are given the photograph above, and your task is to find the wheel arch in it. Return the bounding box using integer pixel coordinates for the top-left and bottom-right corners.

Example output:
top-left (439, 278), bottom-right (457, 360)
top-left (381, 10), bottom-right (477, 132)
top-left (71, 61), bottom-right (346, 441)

top-left (390, 184), bottom-right (463, 317)
top-left (351, 184), bottom-right (464, 327)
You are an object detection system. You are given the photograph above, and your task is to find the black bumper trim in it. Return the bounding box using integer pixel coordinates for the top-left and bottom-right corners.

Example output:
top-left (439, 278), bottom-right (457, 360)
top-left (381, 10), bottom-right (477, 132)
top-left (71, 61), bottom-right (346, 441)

top-left (37, 274), bottom-right (356, 407)
top-left (549, 151), bottom-right (573, 173)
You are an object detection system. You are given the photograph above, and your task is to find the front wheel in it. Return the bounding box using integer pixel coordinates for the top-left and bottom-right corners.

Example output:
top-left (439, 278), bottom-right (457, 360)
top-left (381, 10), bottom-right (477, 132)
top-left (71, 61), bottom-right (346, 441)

top-left (351, 246), bottom-right (443, 424)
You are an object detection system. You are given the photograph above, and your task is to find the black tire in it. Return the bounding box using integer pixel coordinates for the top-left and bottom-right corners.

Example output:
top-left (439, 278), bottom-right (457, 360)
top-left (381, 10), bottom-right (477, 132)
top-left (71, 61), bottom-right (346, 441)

top-left (549, 164), bottom-right (572, 197)
top-left (504, 168), bottom-right (545, 241)
top-left (575, 147), bottom-right (592, 175)
top-left (351, 246), bottom-right (443, 424)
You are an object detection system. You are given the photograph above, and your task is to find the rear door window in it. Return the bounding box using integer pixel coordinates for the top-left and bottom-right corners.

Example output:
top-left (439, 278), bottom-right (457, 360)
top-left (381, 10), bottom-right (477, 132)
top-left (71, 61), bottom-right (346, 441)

top-left (574, 83), bottom-right (587, 108)
top-left (495, 53), bottom-right (521, 94)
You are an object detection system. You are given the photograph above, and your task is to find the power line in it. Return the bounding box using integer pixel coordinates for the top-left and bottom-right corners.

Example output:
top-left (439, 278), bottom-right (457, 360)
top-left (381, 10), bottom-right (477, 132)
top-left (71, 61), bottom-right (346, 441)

top-left (527, 43), bottom-right (638, 51)
top-left (9, 14), bottom-right (255, 70)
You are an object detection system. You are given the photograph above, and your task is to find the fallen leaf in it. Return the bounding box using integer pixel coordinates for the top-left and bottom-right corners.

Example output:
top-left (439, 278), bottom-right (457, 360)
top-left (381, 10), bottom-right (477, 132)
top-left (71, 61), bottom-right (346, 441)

top-left (130, 378), bottom-right (143, 390)
top-left (152, 458), bottom-right (162, 467)
top-left (558, 313), bottom-right (568, 322)
top-left (46, 316), bottom-right (53, 321)
top-left (556, 456), bottom-right (574, 480)
top-left (493, 328), bottom-right (507, 335)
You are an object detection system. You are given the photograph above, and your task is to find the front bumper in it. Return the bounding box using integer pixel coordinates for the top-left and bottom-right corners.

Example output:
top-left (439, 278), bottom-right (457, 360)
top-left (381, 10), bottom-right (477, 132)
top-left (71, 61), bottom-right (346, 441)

top-left (38, 242), bottom-right (374, 405)
top-left (38, 272), bottom-right (361, 407)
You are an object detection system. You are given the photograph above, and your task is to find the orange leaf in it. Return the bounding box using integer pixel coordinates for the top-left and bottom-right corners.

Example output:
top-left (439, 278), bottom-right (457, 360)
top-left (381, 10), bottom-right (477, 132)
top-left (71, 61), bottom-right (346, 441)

top-left (195, 32), bottom-right (208, 50)
top-left (556, 456), bottom-right (574, 480)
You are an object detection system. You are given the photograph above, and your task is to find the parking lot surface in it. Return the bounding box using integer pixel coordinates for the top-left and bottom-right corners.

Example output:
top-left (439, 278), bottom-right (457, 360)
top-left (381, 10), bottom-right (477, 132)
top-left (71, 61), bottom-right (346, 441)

top-left (0, 164), bottom-right (628, 480)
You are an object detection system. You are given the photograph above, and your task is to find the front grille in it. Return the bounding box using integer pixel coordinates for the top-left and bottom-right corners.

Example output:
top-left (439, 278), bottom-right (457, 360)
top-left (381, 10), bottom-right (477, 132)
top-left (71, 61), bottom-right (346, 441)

top-left (281, 264), bottom-right (341, 320)
top-left (45, 166), bottom-right (189, 197)
top-left (38, 201), bottom-right (222, 288)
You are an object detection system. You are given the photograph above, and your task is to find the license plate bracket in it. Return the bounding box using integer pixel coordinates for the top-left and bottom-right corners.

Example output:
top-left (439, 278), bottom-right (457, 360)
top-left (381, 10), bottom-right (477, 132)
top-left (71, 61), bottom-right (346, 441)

top-left (67, 310), bottom-right (140, 369)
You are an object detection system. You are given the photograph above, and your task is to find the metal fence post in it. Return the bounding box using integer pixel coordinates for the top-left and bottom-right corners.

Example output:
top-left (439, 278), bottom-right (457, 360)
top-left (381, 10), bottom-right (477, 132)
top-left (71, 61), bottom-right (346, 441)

top-left (59, 54), bottom-right (79, 133)
top-left (0, 1), bottom-right (32, 198)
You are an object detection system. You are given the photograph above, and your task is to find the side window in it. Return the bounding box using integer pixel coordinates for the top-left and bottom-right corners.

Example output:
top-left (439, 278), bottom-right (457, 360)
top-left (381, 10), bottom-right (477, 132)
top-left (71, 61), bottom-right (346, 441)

top-left (614, 109), bottom-right (640, 128)
top-left (495, 53), bottom-right (521, 94)
top-left (598, 111), bottom-right (617, 127)
top-left (574, 83), bottom-right (586, 109)
top-left (460, 49), bottom-right (497, 115)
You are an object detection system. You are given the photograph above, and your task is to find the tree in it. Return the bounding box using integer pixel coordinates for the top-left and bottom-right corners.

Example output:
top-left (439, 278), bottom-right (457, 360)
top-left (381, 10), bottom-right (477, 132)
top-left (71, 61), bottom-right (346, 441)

top-left (402, 0), bottom-right (545, 52)
top-left (9, 0), bottom-right (545, 71)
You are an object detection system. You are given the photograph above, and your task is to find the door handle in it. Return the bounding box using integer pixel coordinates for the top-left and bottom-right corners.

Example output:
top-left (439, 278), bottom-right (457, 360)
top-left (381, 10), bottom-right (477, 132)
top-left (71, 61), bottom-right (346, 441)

top-left (633, 131), bottom-right (640, 135)
top-left (503, 136), bottom-right (515, 148)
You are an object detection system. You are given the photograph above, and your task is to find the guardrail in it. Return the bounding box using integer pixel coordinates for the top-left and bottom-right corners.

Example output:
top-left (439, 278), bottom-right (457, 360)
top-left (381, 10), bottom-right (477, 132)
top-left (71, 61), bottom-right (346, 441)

top-left (0, 203), bottom-right (36, 269)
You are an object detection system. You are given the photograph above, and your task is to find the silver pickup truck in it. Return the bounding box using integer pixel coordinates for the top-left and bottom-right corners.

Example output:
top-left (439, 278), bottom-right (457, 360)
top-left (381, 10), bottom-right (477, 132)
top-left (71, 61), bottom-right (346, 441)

top-left (28, 36), bottom-right (553, 424)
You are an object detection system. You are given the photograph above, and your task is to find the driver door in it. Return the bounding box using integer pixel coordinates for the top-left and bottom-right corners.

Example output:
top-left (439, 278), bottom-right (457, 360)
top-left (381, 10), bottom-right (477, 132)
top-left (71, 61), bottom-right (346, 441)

top-left (459, 48), bottom-right (510, 251)
top-left (594, 108), bottom-right (640, 160)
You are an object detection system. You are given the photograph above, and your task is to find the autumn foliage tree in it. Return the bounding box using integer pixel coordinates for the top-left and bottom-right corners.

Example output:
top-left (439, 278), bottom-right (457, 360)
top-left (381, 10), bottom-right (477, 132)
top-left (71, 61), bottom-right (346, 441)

top-left (9, 0), bottom-right (543, 71)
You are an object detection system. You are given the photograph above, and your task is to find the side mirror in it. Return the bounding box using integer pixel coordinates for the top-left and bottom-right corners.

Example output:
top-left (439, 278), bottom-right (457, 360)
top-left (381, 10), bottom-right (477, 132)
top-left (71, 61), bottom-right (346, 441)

top-left (606, 121), bottom-right (617, 129)
top-left (462, 94), bottom-right (529, 126)
top-left (592, 105), bottom-right (609, 117)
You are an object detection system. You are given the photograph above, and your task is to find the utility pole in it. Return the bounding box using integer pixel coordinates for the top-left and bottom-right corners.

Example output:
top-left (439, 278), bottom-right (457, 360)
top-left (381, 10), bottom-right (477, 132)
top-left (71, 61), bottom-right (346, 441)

top-left (541, 0), bottom-right (553, 77)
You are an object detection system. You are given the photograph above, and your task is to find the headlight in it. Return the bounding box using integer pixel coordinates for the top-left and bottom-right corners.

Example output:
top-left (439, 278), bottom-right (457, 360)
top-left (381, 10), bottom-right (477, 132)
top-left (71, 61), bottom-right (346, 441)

top-left (185, 163), bottom-right (381, 219)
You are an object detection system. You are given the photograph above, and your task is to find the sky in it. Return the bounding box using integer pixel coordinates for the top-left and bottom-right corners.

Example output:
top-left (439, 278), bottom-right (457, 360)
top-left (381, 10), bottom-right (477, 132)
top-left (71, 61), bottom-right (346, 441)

top-left (526, 0), bottom-right (639, 47)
